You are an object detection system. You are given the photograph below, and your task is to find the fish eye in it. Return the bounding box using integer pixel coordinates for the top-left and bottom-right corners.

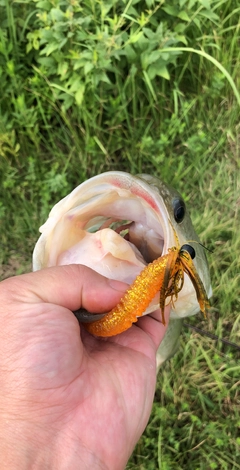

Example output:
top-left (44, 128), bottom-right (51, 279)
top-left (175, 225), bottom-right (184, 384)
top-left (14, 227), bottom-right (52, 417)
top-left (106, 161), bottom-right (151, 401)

top-left (180, 244), bottom-right (196, 260)
top-left (173, 198), bottom-right (186, 223)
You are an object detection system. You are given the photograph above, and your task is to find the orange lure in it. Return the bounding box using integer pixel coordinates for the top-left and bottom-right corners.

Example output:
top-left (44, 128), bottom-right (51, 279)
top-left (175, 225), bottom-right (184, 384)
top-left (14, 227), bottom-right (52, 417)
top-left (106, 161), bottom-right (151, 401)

top-left (84, 244), bottom-right (210, 337)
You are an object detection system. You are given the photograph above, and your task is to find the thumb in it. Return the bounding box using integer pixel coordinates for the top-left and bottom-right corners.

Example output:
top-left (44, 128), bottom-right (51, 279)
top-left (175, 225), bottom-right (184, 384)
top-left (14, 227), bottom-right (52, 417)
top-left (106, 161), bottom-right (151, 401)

top-left (0, 265), bottom-right (128, 315)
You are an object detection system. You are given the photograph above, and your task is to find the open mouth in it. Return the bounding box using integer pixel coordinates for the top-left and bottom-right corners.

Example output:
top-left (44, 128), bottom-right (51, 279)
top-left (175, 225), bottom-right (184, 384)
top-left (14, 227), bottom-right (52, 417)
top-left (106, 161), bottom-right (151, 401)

top-left (46, 188), bottom-right (168, 285)
top-left (33, 172), bottom-right (175, 289)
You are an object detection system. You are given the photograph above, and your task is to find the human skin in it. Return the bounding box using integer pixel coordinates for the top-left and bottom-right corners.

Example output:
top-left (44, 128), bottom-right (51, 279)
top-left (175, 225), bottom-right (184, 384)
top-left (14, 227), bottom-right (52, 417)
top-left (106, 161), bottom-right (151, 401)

top-left (0, 265), bottom-right (170, 470)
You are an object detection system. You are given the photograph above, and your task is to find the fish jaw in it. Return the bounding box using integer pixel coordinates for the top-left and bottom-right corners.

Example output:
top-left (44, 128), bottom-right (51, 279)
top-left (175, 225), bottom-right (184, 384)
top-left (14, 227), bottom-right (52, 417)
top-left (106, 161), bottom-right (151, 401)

top-left (33, 171), bottom-right (211, 320)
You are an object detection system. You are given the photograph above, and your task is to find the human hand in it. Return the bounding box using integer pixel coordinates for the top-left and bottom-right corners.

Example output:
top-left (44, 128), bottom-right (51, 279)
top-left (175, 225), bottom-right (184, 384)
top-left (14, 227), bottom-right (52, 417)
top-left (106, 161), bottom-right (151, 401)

top-left (0, 265), bottom-right (170, 470)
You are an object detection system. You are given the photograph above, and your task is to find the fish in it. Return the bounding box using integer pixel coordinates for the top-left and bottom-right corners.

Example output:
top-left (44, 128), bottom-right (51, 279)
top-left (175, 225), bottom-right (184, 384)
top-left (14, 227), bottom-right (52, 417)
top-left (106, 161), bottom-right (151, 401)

top-left (33, 171), bottom-right (212, 367)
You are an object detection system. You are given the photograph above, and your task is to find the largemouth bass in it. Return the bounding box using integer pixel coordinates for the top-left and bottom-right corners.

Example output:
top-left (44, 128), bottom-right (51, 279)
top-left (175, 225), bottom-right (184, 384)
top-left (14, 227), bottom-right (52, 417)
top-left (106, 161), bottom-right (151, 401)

top-left (33, 172), bottom-right (211, 366)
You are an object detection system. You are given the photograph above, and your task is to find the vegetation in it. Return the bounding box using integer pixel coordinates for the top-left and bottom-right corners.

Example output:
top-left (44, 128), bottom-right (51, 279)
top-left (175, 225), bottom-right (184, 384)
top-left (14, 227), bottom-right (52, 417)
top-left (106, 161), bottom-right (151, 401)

top-left (0, 0), bottom-right (239, 468)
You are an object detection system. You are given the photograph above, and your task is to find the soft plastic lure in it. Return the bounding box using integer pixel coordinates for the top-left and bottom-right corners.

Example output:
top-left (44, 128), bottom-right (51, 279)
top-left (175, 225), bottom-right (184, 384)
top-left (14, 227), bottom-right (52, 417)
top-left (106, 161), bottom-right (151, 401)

top-left (80, 244), bottom-right (209, 337)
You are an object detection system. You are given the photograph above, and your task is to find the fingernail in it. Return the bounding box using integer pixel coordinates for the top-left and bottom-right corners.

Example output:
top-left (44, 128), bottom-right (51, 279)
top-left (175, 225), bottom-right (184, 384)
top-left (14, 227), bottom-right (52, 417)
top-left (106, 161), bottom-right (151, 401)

top-left (107, 279), bottom-right (128, 292)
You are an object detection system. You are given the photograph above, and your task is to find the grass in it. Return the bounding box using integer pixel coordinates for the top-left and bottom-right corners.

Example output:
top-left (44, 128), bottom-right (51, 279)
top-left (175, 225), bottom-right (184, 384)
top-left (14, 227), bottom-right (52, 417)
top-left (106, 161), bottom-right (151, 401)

top-left (0, 0), bottom-right (239, 468)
